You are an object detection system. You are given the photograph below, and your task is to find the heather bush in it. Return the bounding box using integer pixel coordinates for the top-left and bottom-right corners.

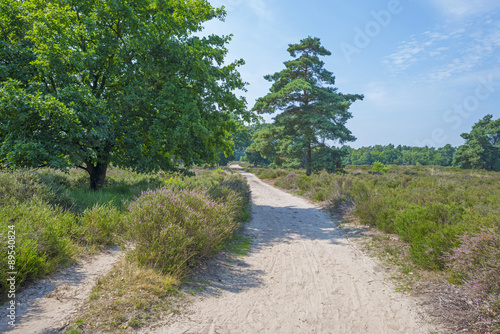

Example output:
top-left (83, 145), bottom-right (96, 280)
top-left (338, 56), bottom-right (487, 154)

top-left (0, 200), bottom-right (77, 292)
top-left (446, 231), bottom-right (500, 326)
top-left (0, 170), bottom-right (72, 208)
top-left (0, 168), bottom-right (169, 297)
top-left (127, 179), bottom-right (246, 274)
top-left (0, 167), bottom-right (249, 304)
top-left (76, 205), bottom-right (124, 246)
top-left (210, 174), bottom-right (251, 220)
top-left (255, 168), bottom-right (288, 179)
top-left (163, 170), bottom-right (225, 191)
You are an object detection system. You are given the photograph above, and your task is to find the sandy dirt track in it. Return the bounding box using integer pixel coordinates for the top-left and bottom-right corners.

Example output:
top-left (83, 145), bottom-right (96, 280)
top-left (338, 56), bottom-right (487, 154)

top-left (0, 246), bottom-right (122, 334)
top-left (143, 168), bottom-right (437, 334)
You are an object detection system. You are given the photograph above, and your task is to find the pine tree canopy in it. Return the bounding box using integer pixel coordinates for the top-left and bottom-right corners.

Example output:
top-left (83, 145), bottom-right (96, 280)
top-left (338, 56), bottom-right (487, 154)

top-left (453, 114), bottom-right (500, 171)
top-left (252, 36), bottom-right (363, 175)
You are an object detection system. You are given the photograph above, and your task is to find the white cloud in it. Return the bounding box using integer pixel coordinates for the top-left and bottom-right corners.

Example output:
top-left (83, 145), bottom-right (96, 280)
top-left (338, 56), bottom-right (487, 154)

top-left (383, 30), bottom-right (455, 71)
top-left (383, 18), bottom-right (500, 83)
top-left (246, 0), bottom-right (274, 22)
top-left (365, 83), bottom-right (387, 103)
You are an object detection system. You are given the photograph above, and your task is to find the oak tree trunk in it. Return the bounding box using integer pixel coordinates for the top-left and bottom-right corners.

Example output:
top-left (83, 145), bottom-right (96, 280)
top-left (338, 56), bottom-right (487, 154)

top-left (87, 161), bottom-right (108, 191)
top-left (85, 146), bottom-right (111, 191)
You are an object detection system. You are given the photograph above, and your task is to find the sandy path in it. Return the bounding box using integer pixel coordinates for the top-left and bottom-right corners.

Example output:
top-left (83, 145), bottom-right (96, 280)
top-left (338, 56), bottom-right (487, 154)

top-left (143, 169), bottom-right (437, 334)
top-left (0, 246), bottom-right (122, 334)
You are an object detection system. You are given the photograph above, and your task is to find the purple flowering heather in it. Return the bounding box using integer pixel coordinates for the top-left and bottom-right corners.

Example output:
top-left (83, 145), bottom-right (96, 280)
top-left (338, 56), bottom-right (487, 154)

top-left (126, 173), bottom-right (249, 275)
top-left (445, 230), bottom-right (500, 326)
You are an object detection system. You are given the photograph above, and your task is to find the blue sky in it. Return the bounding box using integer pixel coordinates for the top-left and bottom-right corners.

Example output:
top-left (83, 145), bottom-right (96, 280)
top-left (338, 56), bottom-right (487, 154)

top-left (203, 0), bottom-right (500, 148)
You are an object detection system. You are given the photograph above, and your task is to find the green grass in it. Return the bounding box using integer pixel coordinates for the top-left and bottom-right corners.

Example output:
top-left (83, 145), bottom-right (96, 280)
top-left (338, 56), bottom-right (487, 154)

top-left (0, 167), bottom-right (167, 301)
top-left (0, 199), bottom-right (77, 291)
top-left (224, 234), bottom-right (253, 258)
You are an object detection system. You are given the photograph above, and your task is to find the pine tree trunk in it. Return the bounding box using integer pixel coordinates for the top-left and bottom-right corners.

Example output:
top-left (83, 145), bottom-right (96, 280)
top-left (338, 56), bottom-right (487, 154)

top-left (306, 146), bottom-right (312, 176)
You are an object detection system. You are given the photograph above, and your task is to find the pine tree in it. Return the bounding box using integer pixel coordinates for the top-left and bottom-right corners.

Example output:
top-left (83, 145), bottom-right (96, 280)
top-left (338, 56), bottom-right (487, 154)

top-left (453, 115), bottom-right (500, 171)
top-left (253, 37), bottom-right (363, 175)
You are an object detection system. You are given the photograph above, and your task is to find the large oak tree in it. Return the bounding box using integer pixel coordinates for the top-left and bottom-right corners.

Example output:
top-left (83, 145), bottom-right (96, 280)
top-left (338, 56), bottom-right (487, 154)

top-left (252, 37), bottom-right (363, 175)
top-left (0, 0), bottom-right (251, 189)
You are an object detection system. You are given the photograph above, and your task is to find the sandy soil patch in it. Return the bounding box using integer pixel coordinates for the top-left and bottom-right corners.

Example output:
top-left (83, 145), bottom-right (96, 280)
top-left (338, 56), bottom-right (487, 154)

top-left (0, 246), bottom-right (122, 334)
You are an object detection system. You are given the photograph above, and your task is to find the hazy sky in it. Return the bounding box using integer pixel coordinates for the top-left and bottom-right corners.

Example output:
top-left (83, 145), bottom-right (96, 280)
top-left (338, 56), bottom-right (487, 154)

top-left (202, 0), bottom-right (500, 148)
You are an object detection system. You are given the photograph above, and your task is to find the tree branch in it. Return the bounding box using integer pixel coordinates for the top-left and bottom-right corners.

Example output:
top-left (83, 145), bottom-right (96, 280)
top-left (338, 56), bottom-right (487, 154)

top-left (91, 74), bottom-right (99, 90)
top-left (49, 76), bottom-right (57, 95)
top-left (98, 75), bottom-right (106, 96)
top-left (76, 165), bottom-right (88, 172)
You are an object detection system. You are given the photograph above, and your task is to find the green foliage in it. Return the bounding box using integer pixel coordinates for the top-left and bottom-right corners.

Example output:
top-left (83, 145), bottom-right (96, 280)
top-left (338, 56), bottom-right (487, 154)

top-left (453, 115), bottom-right (500, 171)
top-left (0, 200), bottom-right (77, 293)
top-left (77, 205), bottom-right (123, 246)
top-left (245, 150), bottom-right (271, 167)
top-left (252, 36), bottom-right (363, 175)
top-left (228, 118), bottom-right (254, 161)
top-left (0, 169), bottom-right (73, 208)
top-left (246, 123), bottom-right (282, 167)
top-left (254, 168), bottom-right (289, 179)
top-left (0, 0), bottom-right (252, 190)
top-left (372, 161), bottom-right (391, 173)
top-left (242, 122), bottom-right (272, 166)
top-left (342, 144), bottom-right (457, 166)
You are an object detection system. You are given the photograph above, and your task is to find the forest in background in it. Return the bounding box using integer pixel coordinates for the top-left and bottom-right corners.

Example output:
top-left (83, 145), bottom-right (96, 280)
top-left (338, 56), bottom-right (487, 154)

top-left (232, 114), bottom-right (500, 171)
top-left (341, 144), bottom-right (456, 166)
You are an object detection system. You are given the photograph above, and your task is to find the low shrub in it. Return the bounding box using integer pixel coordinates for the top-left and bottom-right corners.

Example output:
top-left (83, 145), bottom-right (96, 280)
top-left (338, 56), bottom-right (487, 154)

top-left (127, 176), bottom-right (247, 275)
top-left (372, 161), bottom-right (391, 173)
top-left (0, 167), bottom-right (249, 309)
top-left (76, 204), bottom-right (123, 246)
top-left (446, 231), bottom-right (500, 330)
top-left (0, 200), bottom-right (77, 292)
top-left (0, 170), bottom-right (62, 207)
top-left (256, 168), bottom-right (288, 179)
top-left (209, 174), bottom-right (251, 221)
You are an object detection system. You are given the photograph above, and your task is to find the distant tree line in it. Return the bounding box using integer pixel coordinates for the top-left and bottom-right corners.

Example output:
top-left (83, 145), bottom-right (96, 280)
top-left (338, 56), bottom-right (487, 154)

top-left (241, 114), bottom-right (500, 171)
top-left (341, 144), bottom-right (456, 166)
